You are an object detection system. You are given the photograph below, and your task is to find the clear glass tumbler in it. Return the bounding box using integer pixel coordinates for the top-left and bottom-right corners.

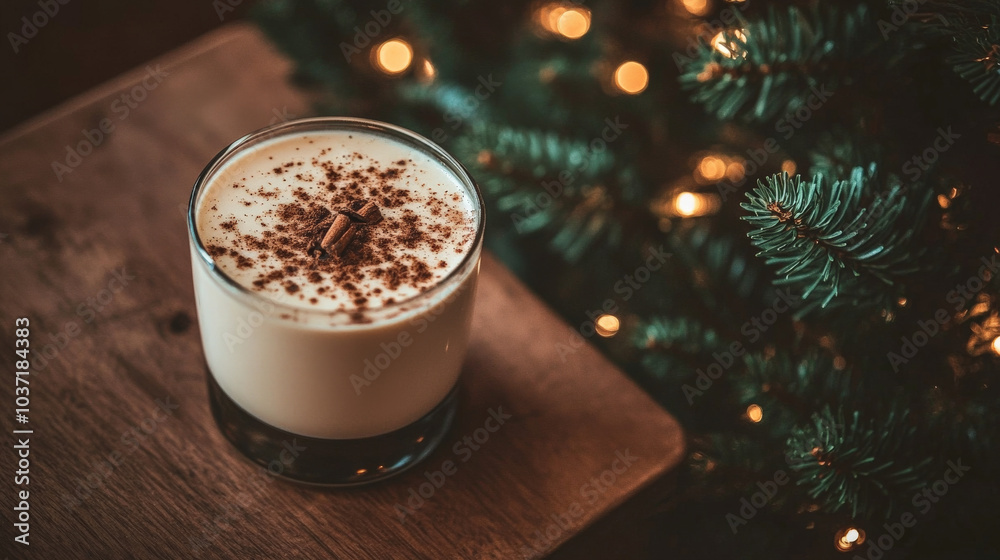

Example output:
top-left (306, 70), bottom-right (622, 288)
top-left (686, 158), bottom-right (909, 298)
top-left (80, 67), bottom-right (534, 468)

top-left (187, 117), bottom-right (484, 485)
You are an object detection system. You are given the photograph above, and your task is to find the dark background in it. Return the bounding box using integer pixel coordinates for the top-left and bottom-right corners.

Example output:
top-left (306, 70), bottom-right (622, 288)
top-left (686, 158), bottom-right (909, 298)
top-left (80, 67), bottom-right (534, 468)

top-left (1, 0), bottom-right (253, 132)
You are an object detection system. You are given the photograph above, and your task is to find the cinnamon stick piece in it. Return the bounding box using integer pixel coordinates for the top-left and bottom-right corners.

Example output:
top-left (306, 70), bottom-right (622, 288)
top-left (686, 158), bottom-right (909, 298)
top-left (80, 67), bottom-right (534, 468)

top-left (341, 200), bottom-right (383, 225)
top-left (319, 200), bottom-right (382, 257)
top-left (320, 213), bottom-right (354, 255)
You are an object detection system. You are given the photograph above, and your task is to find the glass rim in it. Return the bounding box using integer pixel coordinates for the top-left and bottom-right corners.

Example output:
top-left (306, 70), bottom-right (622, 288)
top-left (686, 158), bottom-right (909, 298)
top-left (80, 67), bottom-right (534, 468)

top-left (187, 116), bottom-right (486, 323)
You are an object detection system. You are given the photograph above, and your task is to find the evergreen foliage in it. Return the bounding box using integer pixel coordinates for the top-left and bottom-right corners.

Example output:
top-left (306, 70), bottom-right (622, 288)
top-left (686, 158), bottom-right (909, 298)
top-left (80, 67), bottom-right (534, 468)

top-left (785, 406), bottom-right (932, 519)
top-left (741, 167), bottom-right (928, 315)
top-left (255, 0), bottom-right (1000, 556)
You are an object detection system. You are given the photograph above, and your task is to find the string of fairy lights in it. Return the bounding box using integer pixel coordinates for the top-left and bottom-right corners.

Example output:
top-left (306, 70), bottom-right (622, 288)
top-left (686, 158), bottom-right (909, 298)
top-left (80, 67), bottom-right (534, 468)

top-left (363, 5), bottom-right (997, 551)
top-left (369, 2), bottom-right (652, 94)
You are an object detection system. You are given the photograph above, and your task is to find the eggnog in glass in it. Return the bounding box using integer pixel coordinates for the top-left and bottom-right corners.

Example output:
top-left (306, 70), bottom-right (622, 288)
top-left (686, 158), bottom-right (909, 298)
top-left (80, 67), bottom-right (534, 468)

top-left (187, 117), bottom-right (484, 485)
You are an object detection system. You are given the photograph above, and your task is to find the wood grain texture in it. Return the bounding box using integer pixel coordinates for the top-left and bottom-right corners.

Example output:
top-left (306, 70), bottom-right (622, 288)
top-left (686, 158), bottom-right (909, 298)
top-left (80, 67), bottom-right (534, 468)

top-left (0, 24), bottom-right (684, 559)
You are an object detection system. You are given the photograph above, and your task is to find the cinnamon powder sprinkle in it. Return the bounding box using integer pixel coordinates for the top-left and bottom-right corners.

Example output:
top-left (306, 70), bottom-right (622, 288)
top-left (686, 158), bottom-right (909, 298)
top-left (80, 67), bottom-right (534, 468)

top-left (204, 150), bottom-right (475, 315)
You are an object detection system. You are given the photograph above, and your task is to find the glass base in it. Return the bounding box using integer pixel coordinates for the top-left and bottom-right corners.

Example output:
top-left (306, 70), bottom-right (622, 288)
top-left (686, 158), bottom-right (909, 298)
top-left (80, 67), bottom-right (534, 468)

top-left (206, 369), bottom-right (458, 486)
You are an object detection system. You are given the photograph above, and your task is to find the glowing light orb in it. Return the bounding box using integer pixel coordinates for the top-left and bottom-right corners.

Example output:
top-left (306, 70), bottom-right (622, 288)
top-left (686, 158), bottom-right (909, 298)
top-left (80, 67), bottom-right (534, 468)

top-left (556, 8), bottom-right (591, 39)
top-left (596, 314), bottom-right (621, 337)
top-left (375, 39), bottom-right (413, 74)
top-left (614, 61), bottom-right (649, 94)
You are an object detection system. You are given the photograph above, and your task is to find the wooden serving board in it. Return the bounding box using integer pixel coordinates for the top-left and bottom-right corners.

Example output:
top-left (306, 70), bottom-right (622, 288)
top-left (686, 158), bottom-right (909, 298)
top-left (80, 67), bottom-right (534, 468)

top-left (0, 24), bottom-right (684, 559)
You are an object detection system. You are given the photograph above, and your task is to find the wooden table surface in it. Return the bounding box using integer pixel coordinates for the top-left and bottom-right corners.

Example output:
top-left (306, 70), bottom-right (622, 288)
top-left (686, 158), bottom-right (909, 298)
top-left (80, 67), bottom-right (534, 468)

top-left (0, 24), bottom-right (684, 560)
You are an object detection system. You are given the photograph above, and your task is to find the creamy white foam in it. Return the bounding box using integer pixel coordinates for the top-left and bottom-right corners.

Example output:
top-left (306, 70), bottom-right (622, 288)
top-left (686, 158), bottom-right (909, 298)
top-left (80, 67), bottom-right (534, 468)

top-left (197, 129), bottom-right (477, 314)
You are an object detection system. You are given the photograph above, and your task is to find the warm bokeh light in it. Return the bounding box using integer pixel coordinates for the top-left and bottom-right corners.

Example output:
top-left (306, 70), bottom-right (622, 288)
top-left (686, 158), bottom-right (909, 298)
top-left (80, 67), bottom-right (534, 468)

top-left (613, 61), bottom-right (649, 94)
top-left (556, 7), bottom-right (591, 39)
top-left (676, 192), bottom-right (699, 215)
top-left (712, 29), bottom-right (747, 58)
top-left (834, 527), bottom-right (866, 552)
top-left (681, 0), bottom-right (710, 16)
top-left (697, 155), bottom-right (727, 182)
top-left (781, 160), bottom-right (797, 175)
top-left (725, 161), bottom-right (745, 182)
top-left (746, 404), bottom-right (763, 423)
top-left (596, 314), bottom-right (621, 337)
top-left (540, 4), bottom-right (567, 31)
top-left (671, 191), bottom-right (720, 217)
top-left (374, 39), bottom-right (413, 74)
top-left (420, 59), bottom-right (437, 82)
top-left (992, 336), bottom-right (1000, 355)
top-left (536, 3), bottom-right (590, 39)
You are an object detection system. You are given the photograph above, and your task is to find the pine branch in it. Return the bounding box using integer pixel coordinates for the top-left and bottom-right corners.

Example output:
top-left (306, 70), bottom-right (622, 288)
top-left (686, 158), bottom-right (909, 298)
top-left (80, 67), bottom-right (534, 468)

top-left (948, 14), bottom-right (1000, 105)
top-left (452, 122), bottom-right (624, 261)
top-left (635, 316), bottom-right (728, 356)
top-left (679, 4), bottom-right (886, 123)
top-left (741, 168), bottom-right (928, 315)
top-left (785, 406), bottom-right (933, 520)
top-left (454, 121), bottom-right (616, 182)
top-left (911, 1), bottom-right (1000, 105)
